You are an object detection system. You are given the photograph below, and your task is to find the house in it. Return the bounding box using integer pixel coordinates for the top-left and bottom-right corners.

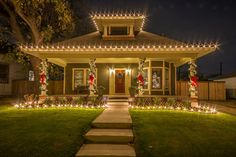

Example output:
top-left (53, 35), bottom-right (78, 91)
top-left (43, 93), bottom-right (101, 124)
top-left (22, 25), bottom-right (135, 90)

top-left (0, 54), bottom-right (27, 96)
top-left (211, 73), bottom-right (236, 99)
top-left (20, 13), bottom-right (217, 97)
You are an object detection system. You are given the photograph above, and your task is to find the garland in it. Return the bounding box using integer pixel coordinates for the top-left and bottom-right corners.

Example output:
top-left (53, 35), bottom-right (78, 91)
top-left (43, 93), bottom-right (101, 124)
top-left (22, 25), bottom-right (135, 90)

top-left (88, 59), bottom-right (96, 95)
top-left (39, 60), bottom-right (48, 96)
top-left (188, 60), bottom-right (198, 98)
top-left (137, 58), bottom-right (146, 95)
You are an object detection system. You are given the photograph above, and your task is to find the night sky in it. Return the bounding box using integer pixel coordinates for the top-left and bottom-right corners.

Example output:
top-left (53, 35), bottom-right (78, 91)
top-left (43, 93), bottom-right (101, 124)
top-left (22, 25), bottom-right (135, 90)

top-left (78, 0), bottom-right (236, 76)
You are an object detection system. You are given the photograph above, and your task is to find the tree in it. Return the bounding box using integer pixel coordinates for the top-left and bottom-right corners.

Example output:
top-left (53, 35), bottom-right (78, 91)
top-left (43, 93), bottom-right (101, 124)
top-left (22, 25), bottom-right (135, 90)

top-left (0, 0), bottom-right (74, 93)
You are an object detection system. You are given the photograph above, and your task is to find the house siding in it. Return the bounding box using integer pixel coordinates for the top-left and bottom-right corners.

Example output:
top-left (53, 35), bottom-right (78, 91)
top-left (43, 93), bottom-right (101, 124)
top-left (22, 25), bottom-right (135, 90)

top-left (65, 61), bottom-right (176, 96)
top-left (0, 54), bottom-right (27, 96)
top-left (65, 63), bottom-right (138, 95)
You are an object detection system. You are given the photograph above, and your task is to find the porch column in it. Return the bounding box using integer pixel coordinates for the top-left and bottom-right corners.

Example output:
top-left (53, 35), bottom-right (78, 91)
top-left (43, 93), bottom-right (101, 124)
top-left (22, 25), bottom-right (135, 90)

top-left (188, 59), bottom-right (198, 107)
top-left (39, 59), bottom-right (48, 97)
top-left (89, 58), bottom-right (96, 95)
top-left (137, 58), bottom-right (146, 95)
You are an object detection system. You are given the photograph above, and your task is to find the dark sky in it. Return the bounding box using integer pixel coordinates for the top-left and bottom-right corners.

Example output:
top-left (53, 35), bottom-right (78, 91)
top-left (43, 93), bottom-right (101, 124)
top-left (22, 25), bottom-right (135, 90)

top-left (79, 0), bottom-right (236, 76)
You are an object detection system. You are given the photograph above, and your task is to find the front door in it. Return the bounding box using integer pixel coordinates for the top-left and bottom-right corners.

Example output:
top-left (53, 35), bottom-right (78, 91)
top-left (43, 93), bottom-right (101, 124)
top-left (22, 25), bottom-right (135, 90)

top-left (115, 70), bottom-right (125, 93)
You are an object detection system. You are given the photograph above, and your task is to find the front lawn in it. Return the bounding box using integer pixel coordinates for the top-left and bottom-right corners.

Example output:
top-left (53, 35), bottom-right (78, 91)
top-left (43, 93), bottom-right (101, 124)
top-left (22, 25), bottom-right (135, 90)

top-left (130, 110), bottom-right (236, 157)
top-left (0, 105), bottom-right (103, 157)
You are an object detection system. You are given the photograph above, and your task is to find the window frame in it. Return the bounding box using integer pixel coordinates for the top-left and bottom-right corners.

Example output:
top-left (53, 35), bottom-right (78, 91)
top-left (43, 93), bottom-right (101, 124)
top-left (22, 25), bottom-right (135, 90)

top-left (72, 68), bottom-right (97, 91)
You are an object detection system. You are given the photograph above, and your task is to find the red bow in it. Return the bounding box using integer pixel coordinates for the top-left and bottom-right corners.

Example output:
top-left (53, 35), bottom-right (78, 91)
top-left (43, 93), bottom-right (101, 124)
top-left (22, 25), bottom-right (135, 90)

top-left (137, 74), bottom-right (144, 86)
top-left (191, 76), bottom-right (198, 87)
top-left (40, 73), bottom-right (46, 85)
top-left (89, 74), bottom-right (94, 85)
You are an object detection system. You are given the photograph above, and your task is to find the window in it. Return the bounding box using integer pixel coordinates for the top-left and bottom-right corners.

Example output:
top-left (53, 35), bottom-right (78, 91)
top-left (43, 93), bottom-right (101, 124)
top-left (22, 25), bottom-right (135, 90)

top-left (0, 64), bottom-right (9, 84)
top-left (72, 68), bottom-right (97, 90)
top-left (165, 69), bottom-right (169, 90)
top-left (143, 68), bottom-right (149, 89)
top-left (29, 70), bottom-right (35, 81)
top-left (152, 68), bottom-right (162, 89)
top-left (110, 26), bottom-right (128, 35)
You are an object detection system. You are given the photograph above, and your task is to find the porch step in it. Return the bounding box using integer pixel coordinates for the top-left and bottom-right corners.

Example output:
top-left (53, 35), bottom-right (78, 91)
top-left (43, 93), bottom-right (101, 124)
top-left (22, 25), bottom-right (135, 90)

top-left (107, 102), bottom-right (129, 107)
top-left (75, 144), bottom-right (136, 157)
top-left (108, 99), bottom-right (128, 102)
top-left (85, 129), bottom-right (134, 143)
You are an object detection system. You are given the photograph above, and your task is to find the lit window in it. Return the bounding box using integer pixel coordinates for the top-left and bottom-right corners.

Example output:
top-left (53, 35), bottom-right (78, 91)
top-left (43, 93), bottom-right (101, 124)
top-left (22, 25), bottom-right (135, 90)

top-left (29, 70), bottom-right (35, 81)
top-left (72, 68), bottom-right (97, 90)
top-left (152, 68), bottom-right (162, 89)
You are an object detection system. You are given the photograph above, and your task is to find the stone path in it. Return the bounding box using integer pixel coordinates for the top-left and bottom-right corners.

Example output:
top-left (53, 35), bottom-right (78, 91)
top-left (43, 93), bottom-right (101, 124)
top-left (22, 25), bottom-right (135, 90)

top-left (75, 98), bottom-right (136, 157)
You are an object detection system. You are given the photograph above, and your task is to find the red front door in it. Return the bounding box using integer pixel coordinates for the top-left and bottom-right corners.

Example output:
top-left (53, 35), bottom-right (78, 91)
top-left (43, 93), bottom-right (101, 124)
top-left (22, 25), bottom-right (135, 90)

top-left (115, 70), bottom-right (125, 93)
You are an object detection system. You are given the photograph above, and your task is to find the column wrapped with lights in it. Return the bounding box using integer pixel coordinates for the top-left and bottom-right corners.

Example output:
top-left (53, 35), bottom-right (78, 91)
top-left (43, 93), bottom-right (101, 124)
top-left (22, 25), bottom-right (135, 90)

top-left (137, 58), bottom-right (146, 95)
top-left (88, 58), bottom-right (97, 95)
top-left (188, 59), bottom-right (199, 107)
top-left (39, 59), bottom-right (48, 96)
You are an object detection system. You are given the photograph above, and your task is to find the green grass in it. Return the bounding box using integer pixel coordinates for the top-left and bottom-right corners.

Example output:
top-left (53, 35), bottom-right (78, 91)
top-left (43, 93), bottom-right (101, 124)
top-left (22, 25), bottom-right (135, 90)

top-left (130, 110), bottom-right (236, 157)
top-left (0, 105), bottom-right (103, 157)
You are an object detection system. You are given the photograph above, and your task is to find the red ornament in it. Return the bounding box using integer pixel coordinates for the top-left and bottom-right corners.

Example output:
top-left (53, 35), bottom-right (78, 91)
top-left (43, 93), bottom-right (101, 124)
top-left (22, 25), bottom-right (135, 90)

top-left (191, 76), bottom-right (198, 87)
top-left (137, 74), bottom-right (144, 86)
top-left (40, 73), bottom-right (46, 85)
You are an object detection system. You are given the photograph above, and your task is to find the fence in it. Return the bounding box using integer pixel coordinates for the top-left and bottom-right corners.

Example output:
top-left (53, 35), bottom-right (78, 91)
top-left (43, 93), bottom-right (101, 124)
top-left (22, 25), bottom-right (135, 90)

top-left (12, 80), bottom-right (63, 97)
top-left (177, 81), bottom-right (226, 100)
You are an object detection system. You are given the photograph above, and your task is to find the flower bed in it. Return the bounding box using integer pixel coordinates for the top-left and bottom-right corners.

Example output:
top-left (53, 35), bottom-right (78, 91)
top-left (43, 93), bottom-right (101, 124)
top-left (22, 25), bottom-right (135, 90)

top-left (128, 96), bottom-right (217, 114)
top-left (14, 94), bottom-right (108, 109)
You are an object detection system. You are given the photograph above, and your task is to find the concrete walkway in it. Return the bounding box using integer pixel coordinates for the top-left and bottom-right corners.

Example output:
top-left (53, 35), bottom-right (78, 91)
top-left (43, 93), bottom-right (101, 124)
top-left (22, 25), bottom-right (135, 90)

top-left (76, 98), bottom-right (136, 157)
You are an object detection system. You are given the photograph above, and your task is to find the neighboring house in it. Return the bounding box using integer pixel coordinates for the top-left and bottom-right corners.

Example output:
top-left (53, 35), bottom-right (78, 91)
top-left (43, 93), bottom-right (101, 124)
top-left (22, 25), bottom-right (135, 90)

top-left (211, 73), bottom-right (236, 99)
top-left (0, 54), bottom-right (27, 96)
top-left (21, 13), bottom-right (217, 96)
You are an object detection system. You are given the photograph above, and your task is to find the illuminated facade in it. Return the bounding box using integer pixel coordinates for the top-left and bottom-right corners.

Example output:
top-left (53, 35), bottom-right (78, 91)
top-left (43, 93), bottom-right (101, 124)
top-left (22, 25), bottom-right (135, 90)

top-left (21, 14), bottom-right (217, 96)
